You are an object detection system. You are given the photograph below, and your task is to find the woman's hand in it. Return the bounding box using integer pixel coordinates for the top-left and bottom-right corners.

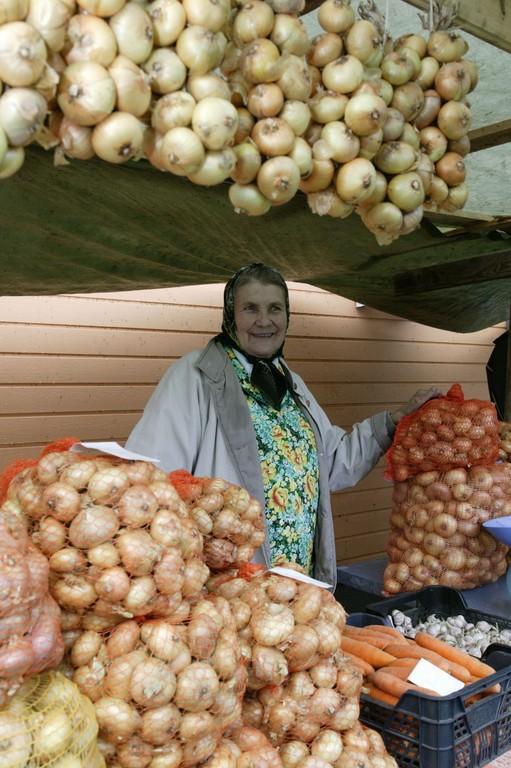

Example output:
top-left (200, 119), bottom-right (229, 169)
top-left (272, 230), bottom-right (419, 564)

top-left (391, 387), bottom-right (442, 426)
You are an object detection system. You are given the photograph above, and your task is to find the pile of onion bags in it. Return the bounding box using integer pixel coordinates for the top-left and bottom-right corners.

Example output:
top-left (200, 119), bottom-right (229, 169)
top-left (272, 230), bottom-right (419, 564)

top-left (6, 451), bottom-right (210, 632)
top-left (170, 471), bottom-right (266, 571)
top-left (384, 463), bottom-right (511, 594)
top-left (386, 384), bottom-right (500, 482)
top-left (0, 503), bottom-right (64, 706)
top-left (68, 595), bottom-right (246, 768)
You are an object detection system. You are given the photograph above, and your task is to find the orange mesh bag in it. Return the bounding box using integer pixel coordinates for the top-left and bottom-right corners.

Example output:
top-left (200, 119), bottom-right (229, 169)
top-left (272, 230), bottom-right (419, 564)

top-left (68, 595), bottom-right (246, 768)
top-left (5, 445), bottom-right (210, 633)
top-left (385, 384), bottom-right (500, 482)
top-left (0, 502), bottom-right (64, 706)
top-left (171, 474), bottom-right (266, 573)
top-left (383, 463), bottom-right (511, 594)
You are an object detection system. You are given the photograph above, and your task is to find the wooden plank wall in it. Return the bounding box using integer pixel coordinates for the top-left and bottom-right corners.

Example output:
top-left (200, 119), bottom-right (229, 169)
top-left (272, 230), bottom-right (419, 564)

top-left (0, 284), bottom-right (503, 564)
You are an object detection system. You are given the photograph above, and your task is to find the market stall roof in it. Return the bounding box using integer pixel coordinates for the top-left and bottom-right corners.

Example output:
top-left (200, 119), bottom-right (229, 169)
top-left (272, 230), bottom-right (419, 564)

top-left (2, 147), bottom-right (510, 334)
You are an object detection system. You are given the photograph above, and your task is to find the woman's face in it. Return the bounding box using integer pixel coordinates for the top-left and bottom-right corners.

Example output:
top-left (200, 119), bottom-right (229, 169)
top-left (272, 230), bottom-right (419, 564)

top-left (233, 279), bottom-right (288, 358)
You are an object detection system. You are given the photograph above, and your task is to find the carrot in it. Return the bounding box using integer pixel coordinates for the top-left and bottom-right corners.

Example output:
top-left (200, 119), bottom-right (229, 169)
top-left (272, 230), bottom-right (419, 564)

top-left (382, 642), bottom-right (472, 683)
top-left (343, 651), bottom-right (375, 678)
top-left (340, 636), bottom-right (396, 668)
top-left (345, 632), bottom-right (394, 650)
top-left (364, 625), bottom-right (410, 642)
top-left (366, 684), bottom-right (399, 706)
top-left (468, 675), bottom-right (501, 695)
top-left (386, 659), bottom-right (419, 676)
top-left (414, 633), bottom-right (497, 679)
top-left (370, 669), bottom-right (438, 699)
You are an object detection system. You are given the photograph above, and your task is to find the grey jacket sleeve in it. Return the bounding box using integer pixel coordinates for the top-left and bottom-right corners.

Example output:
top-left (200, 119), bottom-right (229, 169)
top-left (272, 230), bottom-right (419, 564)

top-left (293, 374), bottom-right (396, 492)
top-left (125, 355), bottom-right (205, 473)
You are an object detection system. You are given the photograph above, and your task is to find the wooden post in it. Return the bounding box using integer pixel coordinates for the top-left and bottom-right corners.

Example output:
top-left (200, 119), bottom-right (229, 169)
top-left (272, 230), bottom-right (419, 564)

top-left (505, 302), bottom-right (511, 421)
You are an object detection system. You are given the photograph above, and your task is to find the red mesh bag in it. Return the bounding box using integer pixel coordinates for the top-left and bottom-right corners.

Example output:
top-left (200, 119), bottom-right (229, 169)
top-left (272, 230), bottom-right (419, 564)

top-left (385, 384), bottom-right (500, 482)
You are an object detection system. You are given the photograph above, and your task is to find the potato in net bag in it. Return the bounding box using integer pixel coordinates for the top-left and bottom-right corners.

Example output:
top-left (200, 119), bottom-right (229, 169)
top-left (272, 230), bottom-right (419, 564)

top-left (5, 447), bottom-right (209, 632)
top-left (1, 670), bottom-right (104, 768)
top-left (169, 471), bottom-right (266, 572)
top-left (384, 463), bottom-right (511, 594)
top-left (386, 384), bottom-right (500, 482)
top-left (0, 502), bottom-right (64, 707)
top-left (69, 594), bottom-right (247, 768)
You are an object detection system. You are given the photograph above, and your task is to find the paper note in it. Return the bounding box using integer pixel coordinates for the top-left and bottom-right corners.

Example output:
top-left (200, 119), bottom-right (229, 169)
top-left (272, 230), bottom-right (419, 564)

top-left (70, 441), bottom-right (160, 465)
top-left (268, 566), bottom-right (332, 589)
top-left (408, 657), bottom-right (465, 696)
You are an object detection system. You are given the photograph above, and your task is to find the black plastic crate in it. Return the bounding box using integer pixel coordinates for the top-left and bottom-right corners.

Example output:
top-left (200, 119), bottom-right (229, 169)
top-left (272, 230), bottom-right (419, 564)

top-left (366, 585), bottom-right (511, 636)
top-left (359, 644), bottom-right (511, 768)
top-left (361, 587), bottom-right (511, 766)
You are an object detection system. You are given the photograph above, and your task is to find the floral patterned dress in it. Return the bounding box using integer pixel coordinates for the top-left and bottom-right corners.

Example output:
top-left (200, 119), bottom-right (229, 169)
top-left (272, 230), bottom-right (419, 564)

top-left (227, 349), bottom-right (320, 574)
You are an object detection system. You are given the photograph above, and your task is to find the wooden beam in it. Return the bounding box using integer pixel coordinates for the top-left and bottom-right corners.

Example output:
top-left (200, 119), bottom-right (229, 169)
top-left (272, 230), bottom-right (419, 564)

top-left (399, 0), bottom-right (511, 53)
top-left (468, 119), bottom-right (511, 152)
top-left (394, 247), bottom-right (511, 294)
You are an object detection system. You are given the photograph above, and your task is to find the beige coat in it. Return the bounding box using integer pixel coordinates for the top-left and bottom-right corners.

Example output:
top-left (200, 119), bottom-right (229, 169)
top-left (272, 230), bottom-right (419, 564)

top-left (126, 339), bottom-right (395, 587)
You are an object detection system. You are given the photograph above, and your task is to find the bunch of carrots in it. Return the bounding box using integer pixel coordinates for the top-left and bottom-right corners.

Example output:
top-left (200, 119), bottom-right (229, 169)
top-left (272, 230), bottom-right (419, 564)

top-left (341, 623), bottom-right (499, 706)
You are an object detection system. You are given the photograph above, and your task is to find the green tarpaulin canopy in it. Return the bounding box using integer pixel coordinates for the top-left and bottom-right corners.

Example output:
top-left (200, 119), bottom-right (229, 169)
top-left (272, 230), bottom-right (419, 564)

top-left (2, 148), bottom-right (510, 333)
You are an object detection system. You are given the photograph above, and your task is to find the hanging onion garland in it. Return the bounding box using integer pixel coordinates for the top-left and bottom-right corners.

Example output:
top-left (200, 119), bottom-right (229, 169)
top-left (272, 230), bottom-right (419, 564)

top-left (0, 0), bottom-right (478, 244)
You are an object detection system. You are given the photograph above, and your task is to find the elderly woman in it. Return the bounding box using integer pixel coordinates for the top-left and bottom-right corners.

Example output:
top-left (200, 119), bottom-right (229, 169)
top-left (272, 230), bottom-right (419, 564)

top-left (126, 263), bottom-right (438, 585)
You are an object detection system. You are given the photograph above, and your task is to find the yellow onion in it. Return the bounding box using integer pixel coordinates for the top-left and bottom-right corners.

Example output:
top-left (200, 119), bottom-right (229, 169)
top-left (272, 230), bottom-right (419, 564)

top-left (91, 112), bottom-right (145, 163)
top-left (448, 134), bottom-right (470, 156)
top-left (109, 2), bottom-right (153, 65)
top-left (257, 155), bottom-right (300, 204)
top-left (151, 90), bottom-right (195, 132)
top-left (362, 201), bottom-right (403, 246)
top-left (277, 54), bottom-right (311, 101)
top-left (229, 182), bottom-right (271, 216)
top-left (345, 19), bottom-right (381, 64)
top-left (387, 171), bottom-right (424, 211)
top-left (320, 120), bottom-right (358, 162)
top-left (420, 125), bottom-right (447, 161)
top-left (344, 92), bottom-right (387, 136)
top-left (394, 33), bottom-right (427, 59)
top-left (0, 0), bottom-right (29, 22)
top-left (64, 14), bottom-right (117, 68)
top-left (234, 107), bottom-right (255, 143)
top-left (440, 181), bottom-right (468, 211)
top-left (435, 62), bottom-right (471, 101)
top-left (252, 116), bottom-right (294, 156)
top-left (390, 81), bottom-right (424, 121)
top-left (381, 49), bottom-right (416, 86)
top-left (240, 38), bottom-right (281, 84)
top-left (289, 135), bottom-right (312, 176)
top-left (382, 107), bottom-right (404, 140)
top-left (0, 21), bottom-right (47, 86)
top-left (358, 128), bottom-right (383, 159)
top-left (192, 96), bottom-right (238, 150)
top-left (427, 30), bottom-right (468, 62)
top-left (279, 100), bottom-right (310, 136)
top-left (27, 0), bottom-right (75, 52)
top-left (0, 86), bottom-right (47, 145)
top-left (414, 150), bottom-right (434, 193)
top-left (374, 140), bottom-right (417, 174)
top-left (435, 151), bottom-right (465, 186)
top-left (232, 0), bottom-right (274, 47)
top-left (187, 147), bottom-right (236, 185)
top-left (182, 0), bottom-right (230, 33)
top-left (400, 122), bottom-right (420, 149)
top-left (415, 88), bottom-right (441, 129)
top-left (271, 14), bottom-right (310, 56)
top-left (109, 56), bottom-right (151, 117)
top-left (462, 59), bottom-right (478, 92)
top-left (58, 61), bottom-right (116, 126)
top-left (147, 0), bottom-right (186, 46)
top-left (308, 32), bottom-right (342, 68)
top-left (427, 174), bottom-right (448, 204)
top-left (143, 48), bottom-right (186, 94)
top-left (187, 73), bottom-right (230, 102)
top-left (309, 90), bottom-right (347, 124)
top-left (299, 158), bottom-right (334, 192)
top-left (335, 156), bottom-right (376, 204)
top-left (318, 0), bottom-right (354, 33)
top-left (400, 204), bottom-right (424, 236)
top-left (77, 0), bottom-right (125, 15)
top-left (158, 125), bottom-right (205, 174)
top-left (321, 54), bottom-right (363, 94)
top-left (247, 83), bottom-right (284, 118)
top-left (437, 100), bottom-right (471, 140)
top-left (307, 186), bottom-right (352, 218)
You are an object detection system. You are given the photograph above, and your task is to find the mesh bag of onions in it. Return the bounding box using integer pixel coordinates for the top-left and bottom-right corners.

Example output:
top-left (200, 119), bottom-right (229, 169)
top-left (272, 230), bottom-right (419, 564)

top-left (169, 470), bottom-right (266, 571)
top-left (499, 421), bottom-right (511, 462)
top-left (5, 449), bottom-right (211, 632)
top-left (0, 670), bottom-right (105, 767)
top-left (199, 727), bottom-right (283, 768)
top-left (384, 463), bottom-right (511, 594)
top-left (385, 384), bottom-right (500, 482)
top-left (0, 502), bottom-right (64, 707)
top-left (68, 595), bottom-right (247, 768)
